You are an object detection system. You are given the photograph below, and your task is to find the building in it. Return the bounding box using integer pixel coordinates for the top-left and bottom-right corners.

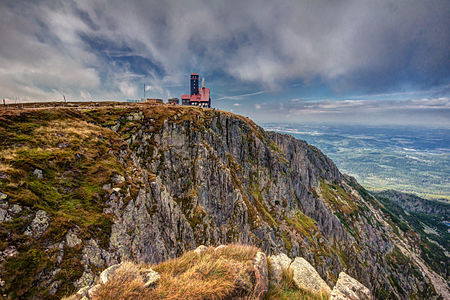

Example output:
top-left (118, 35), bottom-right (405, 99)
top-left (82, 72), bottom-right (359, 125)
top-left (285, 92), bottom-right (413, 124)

top-left (141, 98), bottom-right (163, 104)
top-left (181, 95), bottom-right (191, 105)
top-left (168, 98), bottom-right (180, 105)
top-left (181, 73), bottom-right (211, 108)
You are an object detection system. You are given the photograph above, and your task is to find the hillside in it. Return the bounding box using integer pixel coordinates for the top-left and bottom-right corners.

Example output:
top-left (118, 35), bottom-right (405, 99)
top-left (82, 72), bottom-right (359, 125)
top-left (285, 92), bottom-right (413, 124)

top-left (0, 103), bottom-right (448, 299)
top-left (374, 190), bottom-right (450, 215)
top-left (373, 190), bottom-right (449, 279)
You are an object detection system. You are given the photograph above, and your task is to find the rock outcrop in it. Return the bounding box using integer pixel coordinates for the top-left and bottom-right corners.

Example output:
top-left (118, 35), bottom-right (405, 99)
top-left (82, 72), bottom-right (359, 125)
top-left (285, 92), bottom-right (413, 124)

top-left (330, 272), bottom-right (373, 300)
top-left (268, 253), bottom-right (292, 283)
top-left (70, 244), bottom-right (264, 300)
top-left (290, 257), bottom-right (331, 294)
top-left (99, 264), bottom-right (121, 284)
top-left (71, 247), bottom-right (374, 300)
top-left (374, 190), bottom-right (450, 215)
top-left (0, 104), bottom-right (447, 299)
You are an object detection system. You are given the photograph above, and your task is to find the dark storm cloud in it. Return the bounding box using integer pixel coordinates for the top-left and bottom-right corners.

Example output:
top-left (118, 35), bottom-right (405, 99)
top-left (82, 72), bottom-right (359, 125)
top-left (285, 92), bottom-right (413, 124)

top-left (0, 0), bottom-right (449, 101)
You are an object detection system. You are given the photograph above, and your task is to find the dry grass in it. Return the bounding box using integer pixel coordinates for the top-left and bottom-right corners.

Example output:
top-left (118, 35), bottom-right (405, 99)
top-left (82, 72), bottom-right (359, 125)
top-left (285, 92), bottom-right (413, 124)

top-left (89, 244), bottom-right (260, 300)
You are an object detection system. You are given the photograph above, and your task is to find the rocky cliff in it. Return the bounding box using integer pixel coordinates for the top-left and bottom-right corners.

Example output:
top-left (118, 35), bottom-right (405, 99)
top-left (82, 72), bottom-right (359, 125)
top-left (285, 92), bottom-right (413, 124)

top-left (0, 103), bottom-right (448, 299)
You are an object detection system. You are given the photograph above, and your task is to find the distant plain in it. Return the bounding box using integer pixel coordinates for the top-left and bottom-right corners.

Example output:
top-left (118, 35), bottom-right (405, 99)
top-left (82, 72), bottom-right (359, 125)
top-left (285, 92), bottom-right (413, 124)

top-left (264, 123), bottom-right (450, 201)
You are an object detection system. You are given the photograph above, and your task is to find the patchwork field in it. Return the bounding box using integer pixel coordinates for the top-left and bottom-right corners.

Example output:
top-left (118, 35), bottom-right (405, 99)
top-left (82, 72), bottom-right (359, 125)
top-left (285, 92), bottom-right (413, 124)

top-left (264, 123), bottom-right (450, 201)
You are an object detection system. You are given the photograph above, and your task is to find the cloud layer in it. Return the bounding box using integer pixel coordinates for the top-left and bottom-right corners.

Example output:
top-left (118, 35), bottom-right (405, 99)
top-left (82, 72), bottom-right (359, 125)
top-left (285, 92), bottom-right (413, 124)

top-left (0, 0), bottom-right (449, 124)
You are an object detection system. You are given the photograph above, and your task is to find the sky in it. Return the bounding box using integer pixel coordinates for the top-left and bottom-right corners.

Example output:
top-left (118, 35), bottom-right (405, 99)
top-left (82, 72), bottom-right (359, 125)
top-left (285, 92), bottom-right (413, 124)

top-left (1, 0), bottom-right (449, 127)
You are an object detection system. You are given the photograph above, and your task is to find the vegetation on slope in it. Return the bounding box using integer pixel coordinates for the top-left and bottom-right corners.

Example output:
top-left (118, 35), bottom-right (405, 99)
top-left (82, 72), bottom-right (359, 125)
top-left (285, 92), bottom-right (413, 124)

top-left (0, 104), bottom-right (445, 298)
top-left (90, 245), bottom-right (258, 299)
top-left (64, 244), bottom-right (329, 300)
top-left (0, 104), bottom-right (268, 298)
top-left (0, 109), bottom-right (131, 298)
top-left (375, 194), bottom-right (449, 279)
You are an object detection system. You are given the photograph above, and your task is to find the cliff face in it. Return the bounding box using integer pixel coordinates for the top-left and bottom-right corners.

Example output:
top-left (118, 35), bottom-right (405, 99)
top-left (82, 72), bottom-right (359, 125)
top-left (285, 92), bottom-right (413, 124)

top-left (0, 104), bottom-right (447, 299)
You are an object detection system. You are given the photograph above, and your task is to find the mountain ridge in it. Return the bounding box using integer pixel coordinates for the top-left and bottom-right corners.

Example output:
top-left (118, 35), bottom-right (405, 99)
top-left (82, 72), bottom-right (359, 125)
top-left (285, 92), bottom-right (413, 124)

top-left (0, 103), bottom-right (448, 299)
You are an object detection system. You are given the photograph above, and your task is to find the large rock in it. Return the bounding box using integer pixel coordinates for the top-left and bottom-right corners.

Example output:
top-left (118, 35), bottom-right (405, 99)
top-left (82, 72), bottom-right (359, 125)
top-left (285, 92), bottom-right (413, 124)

top-left (268, 253), bottom-right (292, 284)
top-left (330, 272), bottom-right (373, 300)
top-left (290, 257), bottom-right (331, 295)
top-left (252, 251), bottom-right (269, 299)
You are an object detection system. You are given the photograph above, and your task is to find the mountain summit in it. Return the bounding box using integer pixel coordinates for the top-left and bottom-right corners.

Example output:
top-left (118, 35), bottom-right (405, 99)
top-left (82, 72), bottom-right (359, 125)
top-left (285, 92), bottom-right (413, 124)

top-left (0, 103), bottom-right (448, 299)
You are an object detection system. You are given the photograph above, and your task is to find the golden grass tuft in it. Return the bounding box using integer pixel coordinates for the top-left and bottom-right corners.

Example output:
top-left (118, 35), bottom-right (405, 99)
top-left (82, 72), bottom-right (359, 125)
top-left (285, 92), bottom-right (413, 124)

top-left (87, 244), bottom-right (260, 300)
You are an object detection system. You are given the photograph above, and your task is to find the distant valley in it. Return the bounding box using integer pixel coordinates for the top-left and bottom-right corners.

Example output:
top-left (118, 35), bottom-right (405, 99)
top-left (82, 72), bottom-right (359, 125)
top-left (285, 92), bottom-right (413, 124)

top-left (263, 123), bottom-right (450, 201)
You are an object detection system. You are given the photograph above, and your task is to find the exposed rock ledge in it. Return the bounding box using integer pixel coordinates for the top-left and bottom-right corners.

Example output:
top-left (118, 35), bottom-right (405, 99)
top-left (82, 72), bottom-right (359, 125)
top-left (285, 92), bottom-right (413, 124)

top-left (268, 252), bottom-right (372, 300)
top-left (68, 245), bottom-right (371, 300)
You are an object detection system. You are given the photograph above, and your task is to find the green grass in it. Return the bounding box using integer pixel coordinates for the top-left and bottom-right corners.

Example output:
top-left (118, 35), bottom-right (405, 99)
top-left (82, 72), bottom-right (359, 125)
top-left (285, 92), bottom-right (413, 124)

top-left (376, 194), bottom-right (449, 278)
top-left (319, 179), bottom-right (358, 216)
top-left (285, 211), bottom-right (317, 237)
top-left (0, 109), bottom-right (133, 298)
top-left (252, 186), bottom-right (277, 227)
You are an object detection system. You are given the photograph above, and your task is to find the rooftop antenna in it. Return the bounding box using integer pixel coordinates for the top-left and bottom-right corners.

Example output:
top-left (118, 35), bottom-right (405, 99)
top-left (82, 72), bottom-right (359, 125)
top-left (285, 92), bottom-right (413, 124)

top-left (202, 78), bottom-right (205, 89)
top-left (144, 84), bottom-right (146, 99)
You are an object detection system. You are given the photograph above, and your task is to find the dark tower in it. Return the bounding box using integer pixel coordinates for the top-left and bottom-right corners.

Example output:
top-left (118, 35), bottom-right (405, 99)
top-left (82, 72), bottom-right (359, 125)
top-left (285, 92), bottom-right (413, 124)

top-left (190, 73), bottom-right (199, 95)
